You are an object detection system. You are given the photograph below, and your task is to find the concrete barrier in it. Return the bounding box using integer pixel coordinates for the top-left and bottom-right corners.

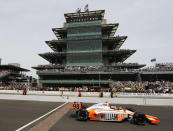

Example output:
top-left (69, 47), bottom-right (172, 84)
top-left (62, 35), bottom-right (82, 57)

top-left (0, 90), bottom-right (173, 106)
top-left (0, 90), bottom-right (173, 98)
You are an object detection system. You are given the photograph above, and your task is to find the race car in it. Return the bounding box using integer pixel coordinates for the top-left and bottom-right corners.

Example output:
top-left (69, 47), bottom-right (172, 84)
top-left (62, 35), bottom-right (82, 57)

top-left (71, 101), bottom-right (160, 125)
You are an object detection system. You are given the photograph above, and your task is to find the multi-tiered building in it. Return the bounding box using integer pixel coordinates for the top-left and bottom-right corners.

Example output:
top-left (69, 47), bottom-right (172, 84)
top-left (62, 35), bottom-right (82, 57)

top-left (33, 10), bottom-right (145, 88)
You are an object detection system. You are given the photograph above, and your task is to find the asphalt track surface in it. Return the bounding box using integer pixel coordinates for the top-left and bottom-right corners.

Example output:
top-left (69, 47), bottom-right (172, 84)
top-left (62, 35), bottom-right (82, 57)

top-left (0, 100), bottom-right (63, 131)
top-left (50, 104), bottom-right (173, 131)
top-left (1, 100), bottom-right (173, 131)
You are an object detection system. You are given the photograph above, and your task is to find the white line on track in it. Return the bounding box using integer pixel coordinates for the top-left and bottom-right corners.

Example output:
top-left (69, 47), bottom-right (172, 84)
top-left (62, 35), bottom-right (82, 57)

top-left (15, 102), bottom-right (68, 131)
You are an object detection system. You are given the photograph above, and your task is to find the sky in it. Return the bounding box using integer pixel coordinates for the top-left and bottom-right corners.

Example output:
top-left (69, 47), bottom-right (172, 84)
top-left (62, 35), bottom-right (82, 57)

top-left (0, 0), bottom-right (173, 78)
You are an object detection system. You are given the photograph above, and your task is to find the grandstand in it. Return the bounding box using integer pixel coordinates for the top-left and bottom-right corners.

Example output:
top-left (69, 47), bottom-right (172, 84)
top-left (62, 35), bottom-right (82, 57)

top-left (0, 64), bottom-right (30, 88)
top-left (140, 63), bottom-right (173, 82)
top-left (33, 10), bottom-right (173, 89)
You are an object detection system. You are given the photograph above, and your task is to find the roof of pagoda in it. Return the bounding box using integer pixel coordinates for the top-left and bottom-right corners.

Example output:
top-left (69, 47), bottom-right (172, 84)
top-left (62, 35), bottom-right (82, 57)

top-left (52, 23), bottom-right (119, 39)
top-left (102, 23), bottom-right (119, 37)
top-left (45, 40), bottom-right (66, 52)
top-left (103, 36), bottom-right (127, 49)
top-left (52, 28), bottom-right (66, 40)
top-left (45, 36), bottom-right (127, 52)
top-left (39, 49), bottom-right (135, 63)
top-left (39, 52), bottom-right (65, 64)
top-left (103, 49), bottom-right (136, 62)
top-left (64, 10), bottom-right (105, 23)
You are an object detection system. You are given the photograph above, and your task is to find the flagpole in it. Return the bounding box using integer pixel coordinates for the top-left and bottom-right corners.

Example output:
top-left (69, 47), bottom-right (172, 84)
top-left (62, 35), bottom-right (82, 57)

top-left (151, 58), bottom-right (156, 68)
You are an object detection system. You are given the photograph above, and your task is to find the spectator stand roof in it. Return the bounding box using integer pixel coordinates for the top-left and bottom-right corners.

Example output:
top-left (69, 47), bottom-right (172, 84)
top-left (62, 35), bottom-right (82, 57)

top-left (32, 64), bottom-right (63, 70)
top-left (32, 63), bottom-right (145, 71)
top-left (0, 65), bottom-right (30, 72)
top-left (106, 64), bottom-right (146, 69)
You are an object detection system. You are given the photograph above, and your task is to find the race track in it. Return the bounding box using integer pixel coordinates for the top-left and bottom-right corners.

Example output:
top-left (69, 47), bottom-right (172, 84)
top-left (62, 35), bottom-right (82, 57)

top-left (0, 100), bottom-right (173, 131)
top-left (50, 104), bottom-right (173, 131)
top-left (0, 100), bottom-right (63, 131)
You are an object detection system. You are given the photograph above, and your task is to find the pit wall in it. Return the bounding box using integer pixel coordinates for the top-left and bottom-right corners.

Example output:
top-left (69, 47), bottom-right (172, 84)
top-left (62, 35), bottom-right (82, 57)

top-left (0, 90), bottom-right (173, 98)
top-left (0, 90), bottom-right (173, 106)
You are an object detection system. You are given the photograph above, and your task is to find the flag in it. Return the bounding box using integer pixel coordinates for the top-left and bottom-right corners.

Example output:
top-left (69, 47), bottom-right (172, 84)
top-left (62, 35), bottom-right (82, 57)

top-left (76, 8), bottom-right (81, 13)
top-left (84, 4), bottom-right (89, 12)
top-left (151, 58), bottom-right (156, 62)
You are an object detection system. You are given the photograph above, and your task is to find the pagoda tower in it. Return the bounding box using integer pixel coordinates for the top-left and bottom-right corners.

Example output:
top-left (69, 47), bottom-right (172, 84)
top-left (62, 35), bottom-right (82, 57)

top-left (33, 10), bottom-right (145, 88)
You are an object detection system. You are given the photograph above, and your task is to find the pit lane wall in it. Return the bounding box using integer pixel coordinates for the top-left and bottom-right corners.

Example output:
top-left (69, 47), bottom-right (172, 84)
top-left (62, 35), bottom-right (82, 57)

top-left (0, 90), bottom-right (173, 98)
top-left (0, 90), bottom-right (173, 106)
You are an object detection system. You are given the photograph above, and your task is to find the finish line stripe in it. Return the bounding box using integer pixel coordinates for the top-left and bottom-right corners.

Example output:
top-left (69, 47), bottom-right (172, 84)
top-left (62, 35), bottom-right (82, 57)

top-left (16, 102), bottom-right (68, 131)
top-left (29, 103), bottom-right (70, 131)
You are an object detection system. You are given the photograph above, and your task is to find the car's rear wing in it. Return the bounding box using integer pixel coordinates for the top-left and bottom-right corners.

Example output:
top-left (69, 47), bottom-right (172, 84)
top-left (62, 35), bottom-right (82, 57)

top-left (71, 102), bottom-right (83, 111)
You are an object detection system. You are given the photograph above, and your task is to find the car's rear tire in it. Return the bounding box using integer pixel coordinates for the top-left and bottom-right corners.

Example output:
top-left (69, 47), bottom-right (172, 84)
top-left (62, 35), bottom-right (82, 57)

top-left (76, 109), bottom-right (88, 121)
top-left (133, 112), bottom-right (146, 125)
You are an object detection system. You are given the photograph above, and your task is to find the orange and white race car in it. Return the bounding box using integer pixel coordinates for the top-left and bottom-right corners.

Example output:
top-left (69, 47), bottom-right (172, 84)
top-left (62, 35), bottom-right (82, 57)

top-left (71, 102), bottom-right (160, 125)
